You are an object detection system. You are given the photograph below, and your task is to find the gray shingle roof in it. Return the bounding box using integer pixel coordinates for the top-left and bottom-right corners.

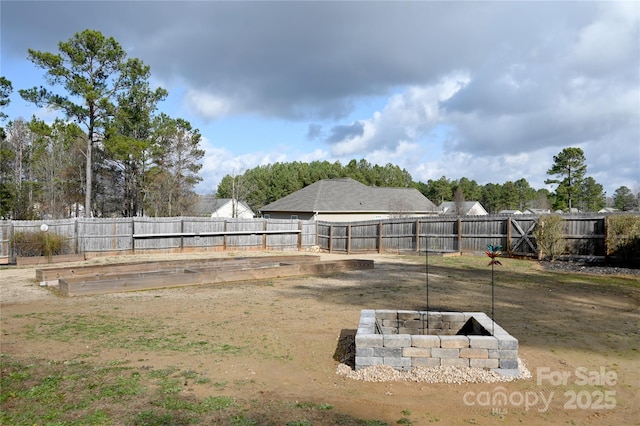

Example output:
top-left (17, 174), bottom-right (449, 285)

top-left (260, 178), bottom-right (437, 213)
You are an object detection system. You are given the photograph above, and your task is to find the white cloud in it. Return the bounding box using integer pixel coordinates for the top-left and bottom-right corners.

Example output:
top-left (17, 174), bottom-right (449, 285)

top-left (567, 2), bottom-right (639, 77)
top-left (184, 90), bottom-right (232, 120)
top-left (197, 138), bottom-right (289, 193)
top-left (327, 72), bottom-right (470, 157)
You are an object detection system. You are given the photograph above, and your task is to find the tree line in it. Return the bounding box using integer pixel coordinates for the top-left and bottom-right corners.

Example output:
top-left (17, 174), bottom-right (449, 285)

top-left (0, 30), bottom-right (203, 220)
top-left (216, 153), bottom-right (637, 215)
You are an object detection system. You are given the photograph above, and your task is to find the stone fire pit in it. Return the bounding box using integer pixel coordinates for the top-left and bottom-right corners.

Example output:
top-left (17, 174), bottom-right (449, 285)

top-left (355, 310), bottom-right (519, 376)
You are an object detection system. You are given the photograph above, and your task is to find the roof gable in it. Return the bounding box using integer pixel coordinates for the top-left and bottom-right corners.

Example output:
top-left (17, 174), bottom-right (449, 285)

top-left (260, 178), bottom-right (437, 213)
top-left (440, 201), bottom-right (487, 215)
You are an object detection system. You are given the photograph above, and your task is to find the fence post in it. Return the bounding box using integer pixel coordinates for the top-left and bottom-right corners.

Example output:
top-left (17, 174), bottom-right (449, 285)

top-left (180, 218), bottom-right (184, 252)
top-left (329, 225), bottom-right (333, 253)
top-left (457, 218), bottom-right (462, 253)
top-left (378, 221), bottom-right (383, 254)
top-left (506, 217), bottom-right (512, 256)
top-left (263, 219), bottom-right (268, 250)
top-left (223, 220), bottom-right (228, 251)
top-left (74, 218), bottom-right (79, 255)
top-left (347, 224), bottom-right (351, 254)
top-left (415, 219), bottom-right (420, 253)
top-left (297, 220), bottom-right (302, 251)
top-left (131, 218), bottom-right (135, 254)
top-left (603, 215), bottom-right (609, 260)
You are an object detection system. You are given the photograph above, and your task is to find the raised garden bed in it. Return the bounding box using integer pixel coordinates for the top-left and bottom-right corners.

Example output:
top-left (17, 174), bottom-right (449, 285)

top-left (36, 255), bottom-right (373, 296)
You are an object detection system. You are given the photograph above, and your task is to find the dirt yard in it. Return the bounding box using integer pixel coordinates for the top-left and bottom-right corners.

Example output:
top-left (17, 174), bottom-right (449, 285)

top-left (1, 252), bottom-right (639, 425)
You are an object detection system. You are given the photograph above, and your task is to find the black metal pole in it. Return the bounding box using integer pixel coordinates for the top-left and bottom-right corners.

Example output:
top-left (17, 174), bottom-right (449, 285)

top-left (426, 232), bottom-right (429, 330)
top-left (491, 260), bottom-right (495, 335)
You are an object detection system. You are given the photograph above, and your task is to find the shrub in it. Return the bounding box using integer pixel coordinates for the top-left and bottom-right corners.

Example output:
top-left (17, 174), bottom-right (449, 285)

top-left (11, 231), bottom-right (69, 257)
top-left (533, 215), bottom-right (566, 261)
top-left (606, 215), bottom-right (640, 264)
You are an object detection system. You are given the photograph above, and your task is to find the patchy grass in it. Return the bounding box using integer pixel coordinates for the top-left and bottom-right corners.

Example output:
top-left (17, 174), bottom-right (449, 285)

top-left (411, 253), bottom-right (640, 289)
top-left (0, 355), bottom-right (388, 425)
top-left (18, 312), bottom-right (250, 357)
top-left (3, 253), bottom-right (638, 425)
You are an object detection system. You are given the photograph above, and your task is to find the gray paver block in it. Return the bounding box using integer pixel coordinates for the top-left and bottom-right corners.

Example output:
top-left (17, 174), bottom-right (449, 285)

top-left (442, 312), bottom-right (465, 322)
top-left (403, 347), bottom-right (431, 357)
top-left (470, 358), bottom-right (500, 369)
top-left (412, 335), bottom-right (440, 348)
top-left (500, 359), bottom-right (519, 369)
top-left (441, 358), bottom-right (470, 367)
top-left (460, 348), bottom-right (489, 359)
top-left (493, 368), bottom-right (520, 377)
top-left (431, 348), bottom-right (460, 358)
top-left (412, 357), bottom-right (441, 367)
top-left (384, 356), bottom-right (412, 369)
top-left (469, 336), bottom-right (499, 349)
top-left (439, 335), bottom-right (470, 348)
top-left (356, 334), bottom-right (383, 347)
top-left (498, 337), bottom-right (518, 350)
top-left (373, 347), bottom-right (403, 357)
top-left (355, 356), bottom-right (382, 368)
top-left (384, 334), bottom-right (411, 348)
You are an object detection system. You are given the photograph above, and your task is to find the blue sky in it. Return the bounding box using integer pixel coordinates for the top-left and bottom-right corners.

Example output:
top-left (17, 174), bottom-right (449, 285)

top-left (1, 1), bottom-right (639, 198)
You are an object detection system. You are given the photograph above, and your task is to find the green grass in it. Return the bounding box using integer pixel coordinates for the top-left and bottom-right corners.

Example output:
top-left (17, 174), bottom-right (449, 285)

top-left (0, 355), bottom-right (389, 425)
top-left (19, 312), bottom-right (251, 357)
top-left (407, 253), bottom-right (640, 289)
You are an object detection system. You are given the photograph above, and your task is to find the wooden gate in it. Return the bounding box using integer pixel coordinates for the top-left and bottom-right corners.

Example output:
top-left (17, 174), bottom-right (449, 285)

top-left (507, 217), bottom-right (539, 258)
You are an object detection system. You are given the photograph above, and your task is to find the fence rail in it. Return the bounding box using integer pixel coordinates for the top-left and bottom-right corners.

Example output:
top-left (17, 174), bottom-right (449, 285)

top-left (1, 214), bottom-right (637, 264)
top-left (0, 217), bottom-right (317, 264)
top-left (317, 214), bottom-right (633, 260)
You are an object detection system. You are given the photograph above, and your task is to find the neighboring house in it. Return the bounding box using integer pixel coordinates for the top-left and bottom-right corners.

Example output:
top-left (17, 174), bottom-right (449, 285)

top-left (210, 198), bottom-right (254, 219)
top-left (525, 208), bottom-right (551, 215)
top-left (499, 209), bottom-right (523, 215)
top-left (598, 207), bottom-right (619, 214)
top-left (259, 178), bottom-right (438, 221)
top-left (440, 201), bottom-right (488, 216)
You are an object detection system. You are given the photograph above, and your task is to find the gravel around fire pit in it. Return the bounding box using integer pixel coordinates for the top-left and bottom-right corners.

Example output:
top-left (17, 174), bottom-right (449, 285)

top-left (336, 360), bottom-right (532, 384)
top-left (334, 332), bottom-right (532, 384)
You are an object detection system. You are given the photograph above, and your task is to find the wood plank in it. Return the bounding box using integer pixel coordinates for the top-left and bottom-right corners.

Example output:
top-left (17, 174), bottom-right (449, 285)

top-left (58, 259), bottom-right (373, 296)
top-left (17, 254), bottom-right (86, 266)
top-left (133, 230), bottom-right (301, 239)
top-left (36, 255), bottom-right (320, 286)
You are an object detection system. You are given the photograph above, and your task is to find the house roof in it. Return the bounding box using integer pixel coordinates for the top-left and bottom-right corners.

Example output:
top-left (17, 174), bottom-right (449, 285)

top-left (440, 201), bottom-right (487, 215)
top-left (193, 195), bottom-right (216, 216)
top-left (211, 198), bottom-right (253, 213)
top-left (260, 178), bottom-right (437, 213)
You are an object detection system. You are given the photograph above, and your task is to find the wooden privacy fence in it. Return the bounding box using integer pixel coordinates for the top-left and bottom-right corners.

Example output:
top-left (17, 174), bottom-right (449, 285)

top-left (0, 217), bottom-right (317, 264)
top-left (1, 214), bottom-right (636, 264)
top-left (317, 215), bottom-right (611, 258)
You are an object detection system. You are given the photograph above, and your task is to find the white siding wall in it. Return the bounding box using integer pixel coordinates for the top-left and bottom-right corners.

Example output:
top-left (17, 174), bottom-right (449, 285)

top-left (211, 201), bottom-right (254, 219)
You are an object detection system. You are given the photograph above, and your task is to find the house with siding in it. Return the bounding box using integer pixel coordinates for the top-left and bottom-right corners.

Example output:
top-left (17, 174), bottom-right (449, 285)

top-left (259, 178), bottom-right (438, 222)
top-left (210, 198), bottom-right (254, 219)
top-left (440, 201), bottom-right (488, 216)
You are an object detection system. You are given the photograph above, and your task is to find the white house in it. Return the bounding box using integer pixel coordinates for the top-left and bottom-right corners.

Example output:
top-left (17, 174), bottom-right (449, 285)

top-left (210, 198), bottom-right (254, 219)
top-left (440, 201), bottom-right (488, 216)
top-left (525, 208), bottom-right (551, 215)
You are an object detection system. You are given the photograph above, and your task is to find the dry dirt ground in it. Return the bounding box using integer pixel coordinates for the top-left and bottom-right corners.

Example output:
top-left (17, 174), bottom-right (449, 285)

top-left (1, 252), bottom-right (639, 425)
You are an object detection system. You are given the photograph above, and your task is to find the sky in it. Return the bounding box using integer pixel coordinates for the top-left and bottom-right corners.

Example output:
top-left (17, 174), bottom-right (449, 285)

top-left (1, 1), bottom-right (639, 198)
